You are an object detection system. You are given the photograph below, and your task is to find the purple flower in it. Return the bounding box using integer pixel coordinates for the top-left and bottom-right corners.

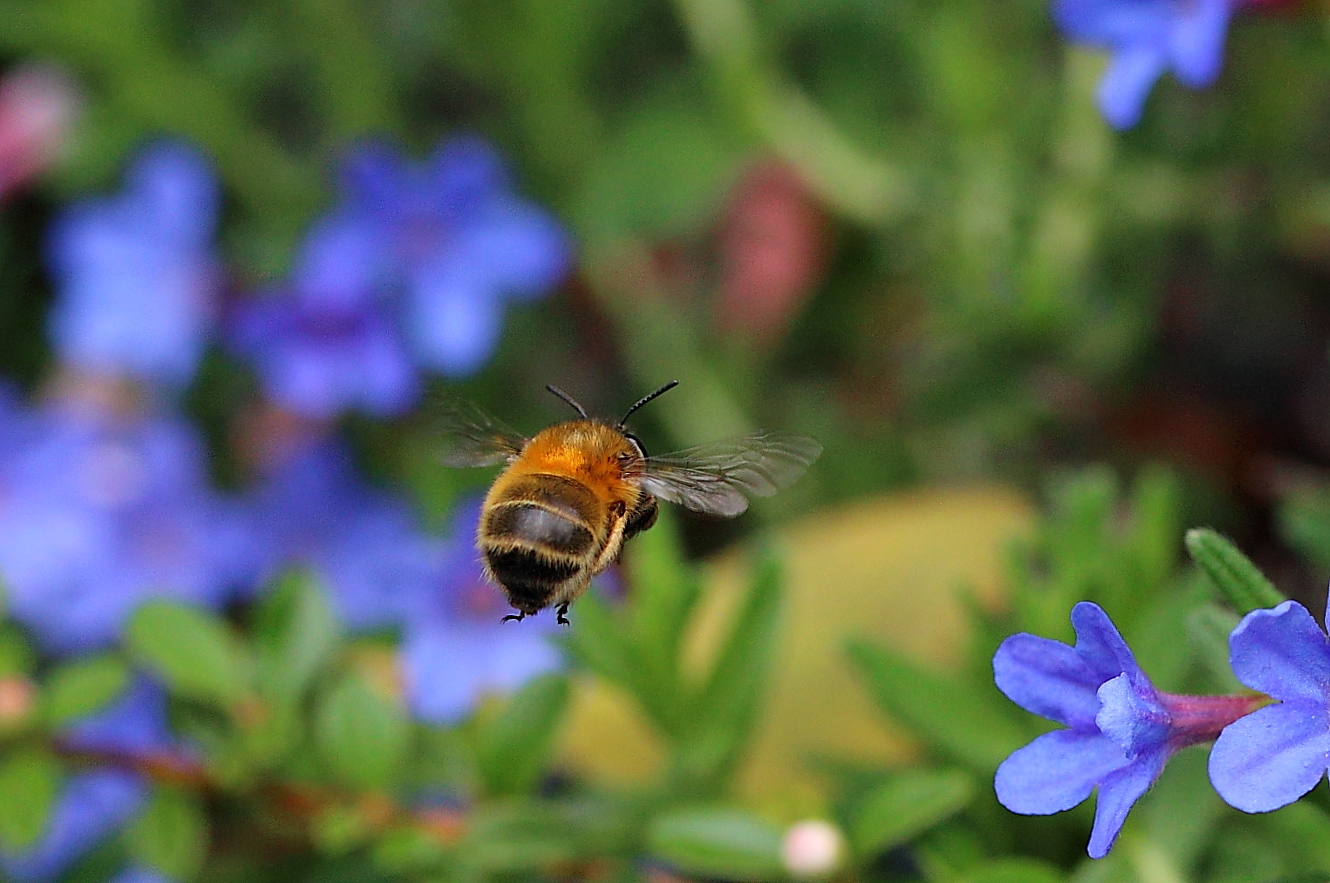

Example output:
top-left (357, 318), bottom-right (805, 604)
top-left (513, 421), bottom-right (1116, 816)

top-left (247, 440), bottom-right (444, 629)
top-left (994, 601), bottom-right (1258, 857)
top-left (1054, 0), bottom-right (1236, 129)
top-left (400, 498), bottom-right (562, 724)
top-left (229, 216), bottom-right (417, 420)
top-left (0, 401), bottom-right (256, 654)
top-left (1, 679), bottom-right (176, 882)
top-left (46, 140), bottom-right (220, 386)
top-left (1208, 599), bottom-right (1330, 813)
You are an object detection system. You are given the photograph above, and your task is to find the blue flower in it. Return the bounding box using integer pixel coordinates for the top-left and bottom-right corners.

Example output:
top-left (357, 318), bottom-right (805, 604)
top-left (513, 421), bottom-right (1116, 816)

top-left (994, 601), bottom-right (1258, 857)
top-left (400, 498), bottom-right (562, 724)
top-left (1208, 599), bottom-right (1330, 813)
top-left (1, 679), bottom-right (176, 882)
top-left (46, 140), bottom-right (220, 386)
top-left (229, 216), bottom-right (417, 419)
top-left (247, 440), bottom-right (443, 630)
top-left (334, 137), bottom-right (571, 376)
top-left (0, 401), bottom-right (256, 654)
top-left (1054, 0), bottom-right (1236, 129)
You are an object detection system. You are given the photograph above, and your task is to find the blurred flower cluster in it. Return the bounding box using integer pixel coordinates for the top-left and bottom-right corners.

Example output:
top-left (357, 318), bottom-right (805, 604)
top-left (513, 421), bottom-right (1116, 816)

top-left (0, 136), bottom-right (569, 881)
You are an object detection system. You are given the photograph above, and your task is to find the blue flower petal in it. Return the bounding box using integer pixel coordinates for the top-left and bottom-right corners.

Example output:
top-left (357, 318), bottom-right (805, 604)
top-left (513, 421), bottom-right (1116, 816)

top-left (993, 633), bottom-right (1103, 730)
top-left (1169, 0), bottom-right (1231, 87)
top-left (406, 263), bottom-right (505, 376)
top-left (1070, 601), bottom-right (1143, 685)
top-left (452, 198), bottom-right (571, 300)
top-left (1053, 0), bottom-right (1173, 45)
top-left (995, 729), bottom-right (1130, 815)
top-left (1096, 673), bottom-right (1169, 758)
top-left (292, 213), bottom-right (389, 311)
top-left (1088, 750), bottom-right (1166, 859)
top-left (1097, 46), bottom-right (1169, 130)
top-left (1209, 701), bottom-right (1330, 813)
top-left (126, 142), bottom-right (219, 244)
top-left (108, 868), bottom-right (177, 883)
top-left (401, 622), bottom-right (489, 724)
top-left (1228, 600), bottom-right (1330, 703)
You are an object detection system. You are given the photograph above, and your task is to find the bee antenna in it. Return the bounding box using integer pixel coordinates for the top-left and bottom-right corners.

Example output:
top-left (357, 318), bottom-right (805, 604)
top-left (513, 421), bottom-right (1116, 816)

top-left (620, 380), bottom-right (679, 426)
top-left (545, 385), bottom-right (588, 418)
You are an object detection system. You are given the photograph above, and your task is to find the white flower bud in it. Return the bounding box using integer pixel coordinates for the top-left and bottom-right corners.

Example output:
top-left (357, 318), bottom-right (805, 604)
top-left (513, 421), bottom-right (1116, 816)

top-left (781, 819), bottom-right (845, 879)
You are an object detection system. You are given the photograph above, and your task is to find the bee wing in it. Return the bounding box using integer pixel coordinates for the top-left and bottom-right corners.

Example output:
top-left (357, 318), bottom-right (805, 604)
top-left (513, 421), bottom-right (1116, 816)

top-left (639, 432), bottom-right (822, 517)
top-left (433, 398), bottom-right (527, 467)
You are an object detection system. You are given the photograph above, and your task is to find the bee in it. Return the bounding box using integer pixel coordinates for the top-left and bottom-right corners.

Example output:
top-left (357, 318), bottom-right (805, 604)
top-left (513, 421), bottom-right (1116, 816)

top-left (439, 381), bottom-right (822, 624)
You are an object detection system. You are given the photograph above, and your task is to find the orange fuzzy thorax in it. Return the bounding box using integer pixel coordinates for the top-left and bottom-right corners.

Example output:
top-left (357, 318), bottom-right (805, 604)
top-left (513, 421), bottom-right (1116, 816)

top-left (518, 421), bottom-right (641, 507)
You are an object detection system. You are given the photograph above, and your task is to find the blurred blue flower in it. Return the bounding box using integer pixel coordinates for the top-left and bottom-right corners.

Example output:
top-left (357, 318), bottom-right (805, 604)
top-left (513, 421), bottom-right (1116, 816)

top-left (400, 497), bottom-right (562, 724)
top-left (1209, 599), bottom-right (1330, 813)
top-left (248, 440), bottom-right (444, 629)
top-left (1054, 0), bottom-right (1235, 129)
top-left (0, 401), bottom-right (256, 654)
top-left (1, 679), bottom-right (176, 882)
top-left (229, 217), bottom-right (417, 419)
top-left (994, 601), bottom-right (1257, 858)
top-left (338, 137), bottom-right (571, 375)
top-left (108, 868), bottom-right (178, 883)
top-left (46, 140), bottom-right (220, 386)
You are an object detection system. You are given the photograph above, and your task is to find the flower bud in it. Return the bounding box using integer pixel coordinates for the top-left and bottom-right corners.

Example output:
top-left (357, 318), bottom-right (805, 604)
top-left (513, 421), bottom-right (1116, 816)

top-left (780, 819), bottom-right (845, 879)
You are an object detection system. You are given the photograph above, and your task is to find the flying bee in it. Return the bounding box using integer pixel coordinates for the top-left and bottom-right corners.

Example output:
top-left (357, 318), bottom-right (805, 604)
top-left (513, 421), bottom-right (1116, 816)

top-left (439, 381), bottom-right (822, 624)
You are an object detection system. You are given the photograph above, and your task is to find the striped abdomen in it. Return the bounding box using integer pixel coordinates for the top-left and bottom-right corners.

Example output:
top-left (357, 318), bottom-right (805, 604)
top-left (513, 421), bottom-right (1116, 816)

top-left (480, 473), bottom-right (603, 612)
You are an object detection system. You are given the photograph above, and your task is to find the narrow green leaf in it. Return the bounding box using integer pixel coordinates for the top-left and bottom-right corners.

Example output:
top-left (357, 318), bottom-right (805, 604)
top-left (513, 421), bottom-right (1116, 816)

top-left (43, 654), bottom-right (130, 727)
top-left (0, 748), bottom-right (61, 850)
top-left (125, 786), bottom-right (209, 881)
top-left (475, 674), bottom-right (570, 795)
top-left (647, 808), bottom-right (784, 882)
top-left (125, 602), bottom-right (247, 706)
top-left (850, 769), bottom-right (974, 856)
top-left (1185, 528), bottom-right (1286, 614)
top-left (314, 672), bottom-right (410, 790)
top-left (253, 570), bottom-right (342, 704)
top-left (463, 800), bottom-right (580, 872)
top-left (630, 507), bottom-right (702, 672)
top-left (846, 638), bottom-right (1026, 772)
top-left (673, 550), bottom-right (783, 792)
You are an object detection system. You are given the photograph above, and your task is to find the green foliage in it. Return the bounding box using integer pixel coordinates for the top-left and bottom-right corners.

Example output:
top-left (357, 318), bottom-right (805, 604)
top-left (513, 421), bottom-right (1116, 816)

top-left (313, 671), bottom-right (411, 791)
top-left (646, 807), bottom-right (785, 881)
top-left (41, 654), bottom-right (129, 727)
top-left (0, 746), bottom-right (60, 850)
top-left (848, 768), bottom-right (975, 857)
top-left (1186, 528), bottom-right (1288, 614)
top-left (126, 602), bottom-right (249, 707)
top-left (126, 786), bottom-right (210, 881)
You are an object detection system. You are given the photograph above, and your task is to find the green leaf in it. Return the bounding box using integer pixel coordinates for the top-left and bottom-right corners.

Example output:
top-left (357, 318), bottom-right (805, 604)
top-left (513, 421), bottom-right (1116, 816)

top-left (462, 800), bottom-right (581, 872)
top-left (846, 638), bottom-right (1026, 772)
top-left (1185, 528), bottom-right (1286, 614)
top-left (253, 570), bottom-right (342, 704)
top-left (475, 673), bottom-right (570, 796)
top-left (126, 602), bottom-right (248, 706)
top-left (628, 507), bottom-right (702, 715)
top-left (0, 625), bottom-right (35, 676)
top-left (314, 672), bottom-right (410, 790)
top-left (849, 769), bottom-right (974, 856)
top-left (673, 549), bottom-right (783, 792)
top-left (125, 786), bottom-right (209, 881)
top-left (0, 748), bottom-right (61, 850)
top-left (647, 807), bottom-right (784, 882)
top-left (43, 654), bottom-right (130, 727)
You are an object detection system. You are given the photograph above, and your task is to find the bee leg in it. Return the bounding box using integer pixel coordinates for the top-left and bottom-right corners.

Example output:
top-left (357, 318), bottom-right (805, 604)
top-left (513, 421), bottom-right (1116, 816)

top-left (556, 602), bottom-right (571, 626)
top-left (501, 610), bottom-right (527, 623)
